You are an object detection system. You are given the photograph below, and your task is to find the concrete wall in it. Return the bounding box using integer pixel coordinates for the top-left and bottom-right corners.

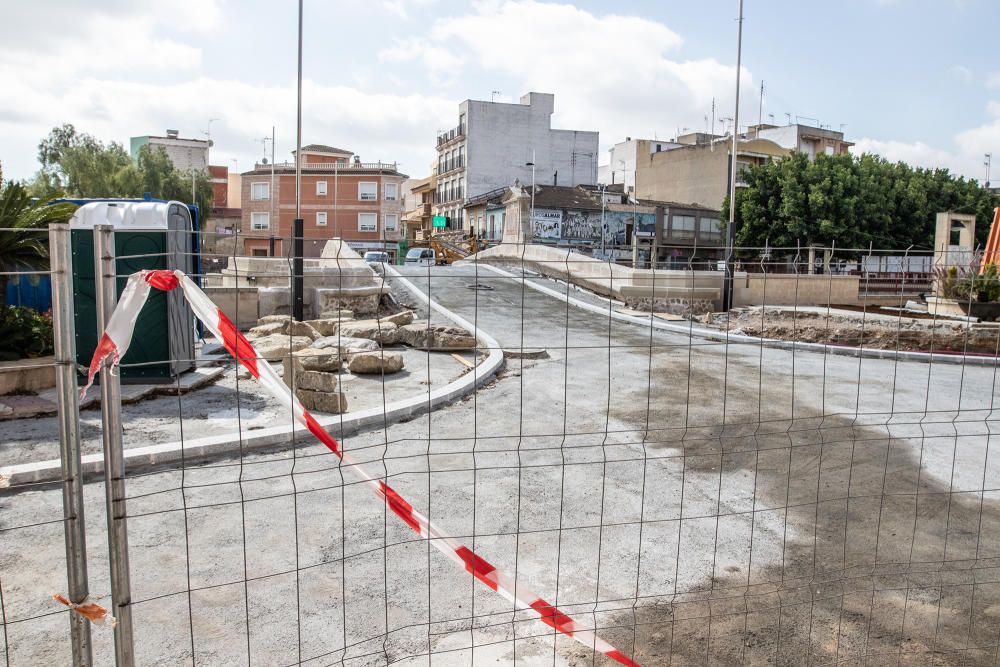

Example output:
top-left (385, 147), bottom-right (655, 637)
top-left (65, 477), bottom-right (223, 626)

top-left (636, 145), bottom-right (729, 208)
top-left (203, 287), bottom-right (260, 329)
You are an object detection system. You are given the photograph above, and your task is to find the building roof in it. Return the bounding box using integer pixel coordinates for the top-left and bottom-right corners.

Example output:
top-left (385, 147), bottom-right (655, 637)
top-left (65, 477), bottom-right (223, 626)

top-left (294, 144), bottom-right (353, 155)
top-left (530, 185), bottom-right (603, 211)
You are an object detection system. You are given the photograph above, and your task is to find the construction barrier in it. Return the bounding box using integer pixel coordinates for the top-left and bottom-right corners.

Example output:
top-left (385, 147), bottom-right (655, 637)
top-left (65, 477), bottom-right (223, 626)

top-left (82, 269), bottom-right (639, 667)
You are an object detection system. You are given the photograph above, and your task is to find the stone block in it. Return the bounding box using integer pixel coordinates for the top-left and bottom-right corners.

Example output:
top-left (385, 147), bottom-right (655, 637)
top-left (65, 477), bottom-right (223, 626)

top-left (246, 334), bottom-right (311, 361)
top-left (295, 369), bottom-right (340, 392)
top-left (336, 319), bottom-right (399, 345)
top-left (381, 310), bottom-right (415, 327)
top-left (297, 390), bottom-right (348, 414)
top-left (312, 335), bottom-right (380, 353)
top-left (347, 351), bottom-right (405, 374)
top-left (398, 320), bottom-right (477, 350)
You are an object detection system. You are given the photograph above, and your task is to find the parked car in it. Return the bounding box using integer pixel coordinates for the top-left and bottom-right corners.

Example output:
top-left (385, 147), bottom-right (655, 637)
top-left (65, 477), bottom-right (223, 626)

top-left (404, 248), bottom-right (436, 267)
top-left (363, 251), bottom-right (390, 265)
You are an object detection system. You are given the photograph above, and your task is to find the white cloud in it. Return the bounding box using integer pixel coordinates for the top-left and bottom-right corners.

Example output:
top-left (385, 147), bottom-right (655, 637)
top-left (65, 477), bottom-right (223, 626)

top-left (416, 1), bottom-right (751, 163)
top-left (988, 72), bottom-right (1000, 88)
top-left (853, 101), bottom-right (1000, 179)
top-left (951, 65), bottom-right (974, 84)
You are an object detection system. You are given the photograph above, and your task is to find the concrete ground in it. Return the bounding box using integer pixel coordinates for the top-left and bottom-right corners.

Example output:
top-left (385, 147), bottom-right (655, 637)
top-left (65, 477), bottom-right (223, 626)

top-left (3, 263), bottom-right (1000, 665)
top-left (0, 346), bottom-right (472, 469)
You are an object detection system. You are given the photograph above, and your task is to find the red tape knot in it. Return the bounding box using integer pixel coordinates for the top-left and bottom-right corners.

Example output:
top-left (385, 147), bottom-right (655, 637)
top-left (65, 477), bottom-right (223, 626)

top-left (454, 546), bottom-right (498, 591)
top-left (143, 270), bottom-right (180, 291)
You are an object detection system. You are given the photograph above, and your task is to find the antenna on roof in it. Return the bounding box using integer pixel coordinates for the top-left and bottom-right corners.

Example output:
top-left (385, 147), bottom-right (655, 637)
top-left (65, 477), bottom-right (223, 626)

top-left (491, 90), bottom-right (502, 102)
top-left (784, 112), bottom-right (792, 124)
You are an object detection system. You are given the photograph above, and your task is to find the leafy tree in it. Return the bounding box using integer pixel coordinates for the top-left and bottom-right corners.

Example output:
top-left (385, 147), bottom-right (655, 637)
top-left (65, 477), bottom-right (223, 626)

top-left (723, 151), bottom-right (1000, 254)
top-left (28, 124), bottom-right (213, 217)
top-left (0, 179), bottom-right (77, 296)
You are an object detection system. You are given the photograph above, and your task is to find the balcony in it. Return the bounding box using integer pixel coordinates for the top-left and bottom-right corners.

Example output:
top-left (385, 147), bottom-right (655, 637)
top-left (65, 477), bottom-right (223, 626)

top-left (436, 123), bottom-right (465, 147)
top-left (437, 156), bottom-right (465, 175)
top-left (253, 160), bottom-right (399, 171)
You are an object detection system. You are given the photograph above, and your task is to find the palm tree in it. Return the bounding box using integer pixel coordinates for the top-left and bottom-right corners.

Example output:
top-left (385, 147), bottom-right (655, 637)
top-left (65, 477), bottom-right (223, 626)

top-left (0, 181), bottom-right (77, 297)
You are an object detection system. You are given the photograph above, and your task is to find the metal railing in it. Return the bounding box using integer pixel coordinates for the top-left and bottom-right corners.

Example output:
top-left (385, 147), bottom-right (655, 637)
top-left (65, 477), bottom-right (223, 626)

top-left (436, 123), bottom-right (465, 146)
top-left (252, 160), bottom-right (399, 171)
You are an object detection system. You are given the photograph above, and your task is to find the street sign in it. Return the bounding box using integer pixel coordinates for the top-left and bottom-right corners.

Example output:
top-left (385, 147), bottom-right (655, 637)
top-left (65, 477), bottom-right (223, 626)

top-left (432, 215), bottom-right (447, 228)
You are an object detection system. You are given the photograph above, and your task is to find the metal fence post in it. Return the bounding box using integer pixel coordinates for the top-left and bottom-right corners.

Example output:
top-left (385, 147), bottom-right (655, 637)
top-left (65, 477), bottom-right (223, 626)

top-left (93, 224), bottom-right (135, 666)
top-left (50, 223), bottom-right (93, 666)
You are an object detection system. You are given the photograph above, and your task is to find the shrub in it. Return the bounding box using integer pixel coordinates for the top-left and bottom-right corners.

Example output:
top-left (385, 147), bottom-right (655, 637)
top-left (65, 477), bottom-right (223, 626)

top-left (0, 306), bottom-right (54, 361)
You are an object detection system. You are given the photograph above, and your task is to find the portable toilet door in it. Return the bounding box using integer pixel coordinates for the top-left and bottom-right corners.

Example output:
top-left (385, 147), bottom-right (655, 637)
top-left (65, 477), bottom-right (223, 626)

top-left (69, 200), bottom-right (195, 383)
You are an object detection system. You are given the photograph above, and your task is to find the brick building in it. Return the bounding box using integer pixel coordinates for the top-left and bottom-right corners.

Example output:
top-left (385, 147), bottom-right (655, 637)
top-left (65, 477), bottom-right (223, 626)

top-left (241, 144), bottom-right (407, 258)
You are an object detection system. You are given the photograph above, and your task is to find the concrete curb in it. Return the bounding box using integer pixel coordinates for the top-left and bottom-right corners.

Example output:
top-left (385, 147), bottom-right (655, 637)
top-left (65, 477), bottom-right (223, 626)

top-left (2, 267), bottom-right (504, 488)
top-left (478, 262), bottom-right (1000, 368)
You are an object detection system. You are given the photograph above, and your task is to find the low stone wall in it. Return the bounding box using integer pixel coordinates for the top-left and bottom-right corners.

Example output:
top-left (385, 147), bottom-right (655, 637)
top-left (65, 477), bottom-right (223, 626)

top-left (202, 287), bottom-right (260, 329)
top-left (0, 357), bottom-right (56, 395)
top-left (732, 273), bottom-right (861, 307)
top-left (623, 296), bottom-right (715, 315)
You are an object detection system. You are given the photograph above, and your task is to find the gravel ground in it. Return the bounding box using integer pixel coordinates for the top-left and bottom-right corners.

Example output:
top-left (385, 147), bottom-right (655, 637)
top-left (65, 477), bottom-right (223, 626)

top-left (2, 265), bottom-right (1000, 665)
top-left (722, 305), bottom-right (1000, 355)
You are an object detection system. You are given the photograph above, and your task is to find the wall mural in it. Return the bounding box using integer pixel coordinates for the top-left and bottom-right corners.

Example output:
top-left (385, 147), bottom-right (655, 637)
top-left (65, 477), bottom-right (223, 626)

top-left (533, 209), bottom-right (655, 244)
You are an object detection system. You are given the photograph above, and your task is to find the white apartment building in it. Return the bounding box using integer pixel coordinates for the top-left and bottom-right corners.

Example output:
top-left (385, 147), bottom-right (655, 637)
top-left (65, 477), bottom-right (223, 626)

top-left (434, 92), bottom-right (599, 228)
top-left (130, 130), bottom-right (211, 171)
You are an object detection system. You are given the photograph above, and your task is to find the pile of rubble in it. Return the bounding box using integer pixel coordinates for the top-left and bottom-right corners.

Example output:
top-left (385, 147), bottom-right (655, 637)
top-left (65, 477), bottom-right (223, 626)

top-left (243, 309), bottom-right (478, 413)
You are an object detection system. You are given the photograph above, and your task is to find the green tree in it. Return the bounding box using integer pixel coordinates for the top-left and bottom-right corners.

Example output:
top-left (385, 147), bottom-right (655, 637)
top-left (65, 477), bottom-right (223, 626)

top-left (28, 124), bottom-right (213, 218)
top-left (0, 180), bottom-right (77, 295)
top-left (724, 151), bottom-right (1000, 254)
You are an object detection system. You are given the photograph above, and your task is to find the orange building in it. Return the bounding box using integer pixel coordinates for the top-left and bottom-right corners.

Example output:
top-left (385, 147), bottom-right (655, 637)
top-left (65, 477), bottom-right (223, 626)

top-left (241, 144), bottom-right (407, 258)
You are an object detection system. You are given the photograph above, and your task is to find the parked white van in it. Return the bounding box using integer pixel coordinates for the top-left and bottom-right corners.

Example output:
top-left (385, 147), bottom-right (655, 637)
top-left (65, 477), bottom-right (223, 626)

top-left (404, 248), bottom-right (436, 267)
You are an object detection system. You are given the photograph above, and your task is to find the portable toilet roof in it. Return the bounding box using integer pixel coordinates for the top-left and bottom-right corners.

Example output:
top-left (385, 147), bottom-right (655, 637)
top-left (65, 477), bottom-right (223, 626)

top-left (68, 200), bottom-right (182, 230)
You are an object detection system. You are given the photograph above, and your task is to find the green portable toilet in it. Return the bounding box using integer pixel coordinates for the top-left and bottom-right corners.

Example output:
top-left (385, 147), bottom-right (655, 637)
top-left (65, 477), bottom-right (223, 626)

top-left (70, 201), bottom-right (195, 383)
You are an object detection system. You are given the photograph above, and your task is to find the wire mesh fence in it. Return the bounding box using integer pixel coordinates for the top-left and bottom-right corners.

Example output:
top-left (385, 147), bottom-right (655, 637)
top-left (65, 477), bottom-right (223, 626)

top-left (2, 221), bottom-right (1000, 665)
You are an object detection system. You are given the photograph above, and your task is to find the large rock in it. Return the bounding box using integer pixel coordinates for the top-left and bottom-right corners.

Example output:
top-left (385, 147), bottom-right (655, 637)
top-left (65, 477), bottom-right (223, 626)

top-left (381, 310), bottom-right (415, 327)
top-left (249, 319), bottom-right (321, 340)
top-left (248, 321), bottom-right (285, 336)
top-left (294, 369), bottom-right (340, 392)
top-left (398, 320), bottom-right (477, 350)
top-left (307, 311), bottom-right (358, 337)
top-left (297, 390), bottom-right (348, 414)
top-left (312, 335), bottom-right (380, 353)
top-left (336, 319), bottom-right (399, 345)
top-left (246, 335), bottom-right (312, 361)
top-left (257, 315), bottom-right (292, 325)
top-left (283, 349), bottom-right (341, 385)
top-left (347, 351), bottom-right (405, 374)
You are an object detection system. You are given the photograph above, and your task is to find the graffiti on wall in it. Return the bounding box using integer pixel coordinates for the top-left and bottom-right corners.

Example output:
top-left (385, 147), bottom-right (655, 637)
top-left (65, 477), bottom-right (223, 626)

top-left (531, 209), bottom-right (563, 239)
top-left (533, 209), bottom-right (656, 244)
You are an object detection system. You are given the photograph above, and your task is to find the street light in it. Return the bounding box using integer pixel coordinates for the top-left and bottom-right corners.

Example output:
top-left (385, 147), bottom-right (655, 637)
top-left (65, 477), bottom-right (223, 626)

top-left (526, 150), bottom-right (536, 240)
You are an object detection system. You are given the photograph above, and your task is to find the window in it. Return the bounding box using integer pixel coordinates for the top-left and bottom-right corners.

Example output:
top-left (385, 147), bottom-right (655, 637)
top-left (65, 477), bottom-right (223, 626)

top-left (316, 211), bottom-right (327, 226)
top-left (251, 247), bottom-right (268, 257)
top-left (316, 181), bottom-right (327, 196)
top-left (698, 217), bottom-right (721, 240)
top-left (384, 213), bottom-right (398, 231)
top-left (672, 215), bottom-right (696, 240)
top-left (358, 212), bottom-right (378, 232)
top-left (825, 145), bottom-right (835, 156)
top-left (250, 182), bottom-right (269, 200)
top-left (359, 182), bottom-right (377, 200)
top-left (251, 212), bottom-right (269, 230)
top-left (384, 182), bottom-right (398, 201)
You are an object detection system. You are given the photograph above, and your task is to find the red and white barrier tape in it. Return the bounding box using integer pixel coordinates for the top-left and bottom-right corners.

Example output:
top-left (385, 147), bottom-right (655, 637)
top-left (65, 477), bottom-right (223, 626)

top-left (82, 269), bottom-right (639, 666)
top-left (52, 593), bottom-right (117, 628)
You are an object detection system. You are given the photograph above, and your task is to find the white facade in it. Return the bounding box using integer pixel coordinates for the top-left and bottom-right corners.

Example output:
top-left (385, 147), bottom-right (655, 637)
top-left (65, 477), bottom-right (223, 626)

top-left (434, 92), bottom-right (599, 228)
top-left (130, 134), bottom-right (210, 172)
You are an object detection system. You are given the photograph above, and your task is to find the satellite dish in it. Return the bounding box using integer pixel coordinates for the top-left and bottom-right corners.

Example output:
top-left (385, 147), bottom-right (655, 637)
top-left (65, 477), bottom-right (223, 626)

top-left (262, 157), bottom-right (269, 165)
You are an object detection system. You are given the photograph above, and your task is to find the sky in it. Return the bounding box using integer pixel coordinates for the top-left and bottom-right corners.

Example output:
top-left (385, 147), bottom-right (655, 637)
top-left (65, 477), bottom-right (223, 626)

top-left (2, 0), bottom-right (999, 185)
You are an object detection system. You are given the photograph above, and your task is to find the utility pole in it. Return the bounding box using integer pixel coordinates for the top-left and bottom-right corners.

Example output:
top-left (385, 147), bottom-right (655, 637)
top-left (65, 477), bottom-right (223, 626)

top-left (986, 153), bottom-right (993, 188)
top-left (723, 0), bottom-right (744, 311)
top-left (757, 80), bottom-right (764, 137)
top-left (292, 0), bottom-right (304, 321)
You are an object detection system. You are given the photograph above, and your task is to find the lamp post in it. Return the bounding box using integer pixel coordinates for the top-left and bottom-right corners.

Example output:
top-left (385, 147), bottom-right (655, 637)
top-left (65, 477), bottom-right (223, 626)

top-left (525, 150), bottom-right (536, 239)
top-left (723, 0), bottom-right (744, 311)
top-left (292, 0), bottom-right (304, 321)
